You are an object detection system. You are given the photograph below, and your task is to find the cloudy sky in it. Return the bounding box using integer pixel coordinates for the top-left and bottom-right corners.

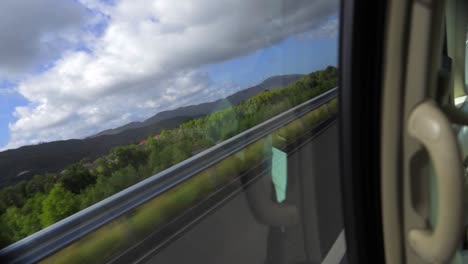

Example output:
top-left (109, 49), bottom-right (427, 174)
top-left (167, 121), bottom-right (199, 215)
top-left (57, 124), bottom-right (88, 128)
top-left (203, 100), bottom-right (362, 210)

top-left (0, 0), bottom-right (338, 151)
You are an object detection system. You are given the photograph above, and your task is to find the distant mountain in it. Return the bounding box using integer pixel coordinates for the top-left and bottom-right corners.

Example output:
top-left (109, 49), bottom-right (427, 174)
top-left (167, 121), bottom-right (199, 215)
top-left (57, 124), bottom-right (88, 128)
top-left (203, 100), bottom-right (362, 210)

top-left (0, 73), bottom-right (304, 187)
top-left (92, 74), bottom-right (304, 137)
top-left (0, 116), bottom-right (193, 188)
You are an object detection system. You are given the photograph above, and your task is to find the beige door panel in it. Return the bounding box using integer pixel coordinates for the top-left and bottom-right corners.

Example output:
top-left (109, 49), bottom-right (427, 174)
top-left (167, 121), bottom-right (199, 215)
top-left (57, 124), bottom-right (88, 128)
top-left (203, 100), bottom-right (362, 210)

top-left (381, 0), bottom-right (466, 263)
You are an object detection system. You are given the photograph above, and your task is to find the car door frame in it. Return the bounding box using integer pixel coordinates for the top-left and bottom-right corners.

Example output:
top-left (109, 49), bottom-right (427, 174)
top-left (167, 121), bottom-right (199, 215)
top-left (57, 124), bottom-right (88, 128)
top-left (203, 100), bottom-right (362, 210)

top-left (339, 0), bottom-right (388, 263)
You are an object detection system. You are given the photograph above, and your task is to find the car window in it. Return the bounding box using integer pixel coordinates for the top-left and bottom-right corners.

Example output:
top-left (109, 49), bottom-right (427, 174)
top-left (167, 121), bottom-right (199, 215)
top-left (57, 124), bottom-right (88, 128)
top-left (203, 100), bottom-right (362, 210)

top-left (0, 1), bottom-right (344, 263)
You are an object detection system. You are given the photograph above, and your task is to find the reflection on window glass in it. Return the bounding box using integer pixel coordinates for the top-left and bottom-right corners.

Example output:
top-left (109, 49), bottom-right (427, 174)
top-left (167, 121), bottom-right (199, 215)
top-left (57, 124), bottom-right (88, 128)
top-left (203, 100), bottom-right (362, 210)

top-left (465, 30), bottom-right (468, 91)
top-left (40, 98), bottom-right (339, 264)
top-left (0, 0), bottom-right (340, 255)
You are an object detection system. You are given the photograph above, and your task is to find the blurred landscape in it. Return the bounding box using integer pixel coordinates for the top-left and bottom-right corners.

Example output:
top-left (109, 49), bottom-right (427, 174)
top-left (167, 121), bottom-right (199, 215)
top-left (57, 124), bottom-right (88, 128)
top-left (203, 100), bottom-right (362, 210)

top-left (0, 67), bottom-right (337, 248)
top-left (0, 74), bottom-right (303, 188)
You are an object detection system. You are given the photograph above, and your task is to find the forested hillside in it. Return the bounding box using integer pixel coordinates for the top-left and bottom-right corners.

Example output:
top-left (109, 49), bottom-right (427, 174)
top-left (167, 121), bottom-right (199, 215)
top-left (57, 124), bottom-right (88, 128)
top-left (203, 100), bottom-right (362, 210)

top-left (0, 74), bottom-right (303, 187)
top-left (0, 116), bottom-right (195, 188)
top-left (92, 74), bottom-right (304, 137)
top-left (0, 66), bottom-right (337, 248)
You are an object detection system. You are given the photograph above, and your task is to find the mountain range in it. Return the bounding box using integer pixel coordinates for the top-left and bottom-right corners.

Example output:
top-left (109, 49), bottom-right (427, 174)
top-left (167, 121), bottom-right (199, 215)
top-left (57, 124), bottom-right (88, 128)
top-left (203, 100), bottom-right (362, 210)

top-left (0, 74), bottom-right (304, 187)
top-left (91, 74), bottom-right (304, 137)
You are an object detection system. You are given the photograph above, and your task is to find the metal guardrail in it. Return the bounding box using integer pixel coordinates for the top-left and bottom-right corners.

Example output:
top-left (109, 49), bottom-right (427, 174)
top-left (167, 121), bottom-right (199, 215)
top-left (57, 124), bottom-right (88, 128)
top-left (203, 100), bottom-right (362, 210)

top-left (0, 87), bottom-right (337, 263)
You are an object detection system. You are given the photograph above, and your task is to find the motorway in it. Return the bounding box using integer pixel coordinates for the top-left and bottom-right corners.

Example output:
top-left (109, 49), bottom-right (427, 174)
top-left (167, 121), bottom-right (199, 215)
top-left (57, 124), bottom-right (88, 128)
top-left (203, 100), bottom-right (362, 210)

top-left (144, 122), bottom-right (345, 264)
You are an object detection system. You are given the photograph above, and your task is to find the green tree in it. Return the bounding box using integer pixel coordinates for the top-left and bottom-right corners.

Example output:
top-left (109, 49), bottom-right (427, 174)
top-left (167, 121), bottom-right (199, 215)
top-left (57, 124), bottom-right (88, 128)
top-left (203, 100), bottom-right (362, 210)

top-left (106, 145), bottom-right (148, 171)
top-left (60, 163), bottom-right (96, 194)
top-left (19, 193), bottom-right (45, 236)
top-left (40, 184), bottom-right (78, 227)
top-left (1, 207), bottom-right (23, 241)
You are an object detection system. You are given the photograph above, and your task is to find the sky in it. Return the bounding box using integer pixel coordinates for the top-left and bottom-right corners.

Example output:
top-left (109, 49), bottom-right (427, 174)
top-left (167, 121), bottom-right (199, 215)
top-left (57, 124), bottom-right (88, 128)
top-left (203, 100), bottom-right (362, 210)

top-left (0, 0), bottom-right (338, 151)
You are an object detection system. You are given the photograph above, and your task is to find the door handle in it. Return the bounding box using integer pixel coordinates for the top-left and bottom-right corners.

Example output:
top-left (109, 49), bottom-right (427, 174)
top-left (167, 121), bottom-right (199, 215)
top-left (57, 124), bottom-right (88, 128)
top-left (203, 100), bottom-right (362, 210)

top-left (408, 100), bottom-right (464, 263)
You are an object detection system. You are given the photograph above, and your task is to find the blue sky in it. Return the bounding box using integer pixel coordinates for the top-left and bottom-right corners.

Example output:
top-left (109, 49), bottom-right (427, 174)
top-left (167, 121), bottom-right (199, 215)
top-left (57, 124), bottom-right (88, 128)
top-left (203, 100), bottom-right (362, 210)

top-left (0, 82), bottom-right (25, 147)
top-left (204, 36), bottom-right (337, 88)
top-left (0, 0), bottom-right (338, 150)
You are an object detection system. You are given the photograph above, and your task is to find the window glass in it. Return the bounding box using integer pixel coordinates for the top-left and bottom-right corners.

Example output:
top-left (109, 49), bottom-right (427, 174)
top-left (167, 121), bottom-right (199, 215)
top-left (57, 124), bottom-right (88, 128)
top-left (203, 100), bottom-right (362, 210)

top-left (459, 30), bottom-right (468, 105)
top-left (454, 26), bottom-right (468, 105)
top-left (0, 1), bottom-right (344, 263)
top-left (464, 30), bottom-right (468, 98)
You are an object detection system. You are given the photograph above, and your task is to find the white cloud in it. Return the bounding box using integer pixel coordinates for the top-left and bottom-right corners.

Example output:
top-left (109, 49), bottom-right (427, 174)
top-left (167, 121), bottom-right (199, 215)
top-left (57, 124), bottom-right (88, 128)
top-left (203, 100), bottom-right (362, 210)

top-left (296, 17), bottom-right (339, 40)
top-left (4, 0), bottom-right (338, 150)
top-left (0, 0), bottom-right (93, 79)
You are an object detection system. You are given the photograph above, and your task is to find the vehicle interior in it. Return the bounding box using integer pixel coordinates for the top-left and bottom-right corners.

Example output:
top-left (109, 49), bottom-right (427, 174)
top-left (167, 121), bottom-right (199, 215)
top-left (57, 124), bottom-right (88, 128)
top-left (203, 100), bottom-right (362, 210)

top-left (345, 0), bottom-right (468, 263)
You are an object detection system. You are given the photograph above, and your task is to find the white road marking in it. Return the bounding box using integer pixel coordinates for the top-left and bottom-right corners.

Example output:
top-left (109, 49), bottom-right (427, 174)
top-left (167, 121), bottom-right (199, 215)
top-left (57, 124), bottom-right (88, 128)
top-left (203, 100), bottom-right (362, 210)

top-left (322, 230), bottom-right (346, 264)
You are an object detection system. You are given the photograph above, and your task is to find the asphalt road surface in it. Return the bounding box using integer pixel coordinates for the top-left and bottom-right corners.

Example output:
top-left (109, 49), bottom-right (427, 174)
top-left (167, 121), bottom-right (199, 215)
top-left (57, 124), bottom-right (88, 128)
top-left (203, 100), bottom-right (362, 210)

top-left (145, 122), bottom-right (344, 264)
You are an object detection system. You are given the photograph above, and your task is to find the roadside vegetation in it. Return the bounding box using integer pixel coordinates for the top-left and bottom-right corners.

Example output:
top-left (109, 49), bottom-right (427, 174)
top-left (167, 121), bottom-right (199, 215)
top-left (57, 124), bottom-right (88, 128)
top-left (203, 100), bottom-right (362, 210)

top-left (0, 66), bottom-right (337, 248)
